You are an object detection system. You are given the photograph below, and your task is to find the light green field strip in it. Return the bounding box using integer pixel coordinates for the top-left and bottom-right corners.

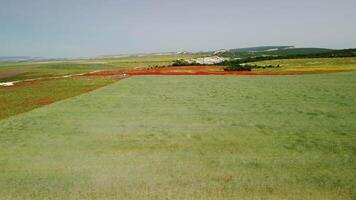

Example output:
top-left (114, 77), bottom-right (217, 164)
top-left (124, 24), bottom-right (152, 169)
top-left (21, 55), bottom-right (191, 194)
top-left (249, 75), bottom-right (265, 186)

top-left (0, 73), bottom-right (356, 199)
top-left (253, 57), bottom-right (356, 72)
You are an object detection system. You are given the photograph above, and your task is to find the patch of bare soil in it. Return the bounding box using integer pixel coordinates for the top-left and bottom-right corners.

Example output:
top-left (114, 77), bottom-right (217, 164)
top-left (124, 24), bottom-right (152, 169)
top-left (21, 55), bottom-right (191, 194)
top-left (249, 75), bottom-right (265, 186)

top-left (0, 71), bottom-right (23, 79)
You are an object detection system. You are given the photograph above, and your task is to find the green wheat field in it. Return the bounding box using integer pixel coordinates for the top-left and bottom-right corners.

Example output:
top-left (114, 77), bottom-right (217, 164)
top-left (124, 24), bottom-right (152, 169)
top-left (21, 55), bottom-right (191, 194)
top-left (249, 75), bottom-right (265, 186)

top-left (1, 73), bottom-right (355, 199)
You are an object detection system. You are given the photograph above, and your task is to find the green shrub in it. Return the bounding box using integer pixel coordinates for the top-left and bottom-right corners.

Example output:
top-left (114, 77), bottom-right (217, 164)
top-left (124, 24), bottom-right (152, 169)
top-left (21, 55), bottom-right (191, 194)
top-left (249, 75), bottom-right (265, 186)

top-left (172, 59), bottom-right (190, 66)
top-left (147, 65), bottom-right (166, 70)
top-left (223, 64), bottom-right (280, 71)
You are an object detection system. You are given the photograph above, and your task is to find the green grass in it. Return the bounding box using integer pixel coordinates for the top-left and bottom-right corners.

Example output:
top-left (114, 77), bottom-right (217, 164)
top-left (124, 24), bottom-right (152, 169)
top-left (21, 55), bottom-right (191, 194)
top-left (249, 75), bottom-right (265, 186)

top-left (0, 76), bottom-right (116, 120)
top-left (0, 54), bottom-right (202, 119)
top-left (252, 57), bottom-right (356, 73)
top-left (0, 73), bottom-right (355, 199)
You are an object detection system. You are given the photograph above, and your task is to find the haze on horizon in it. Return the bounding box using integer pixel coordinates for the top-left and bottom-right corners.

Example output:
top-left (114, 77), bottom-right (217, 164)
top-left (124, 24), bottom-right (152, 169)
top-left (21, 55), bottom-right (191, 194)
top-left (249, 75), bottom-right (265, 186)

top-left (1, 0), bottom-right (356, 58)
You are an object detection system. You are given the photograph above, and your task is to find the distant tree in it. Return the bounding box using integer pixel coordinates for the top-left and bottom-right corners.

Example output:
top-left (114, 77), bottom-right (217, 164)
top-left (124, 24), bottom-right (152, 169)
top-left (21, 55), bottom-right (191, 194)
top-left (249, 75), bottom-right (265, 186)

top-left (223, 65), bottom-right (252, 71)
top-left (172, 59), bottom-right (190, 66)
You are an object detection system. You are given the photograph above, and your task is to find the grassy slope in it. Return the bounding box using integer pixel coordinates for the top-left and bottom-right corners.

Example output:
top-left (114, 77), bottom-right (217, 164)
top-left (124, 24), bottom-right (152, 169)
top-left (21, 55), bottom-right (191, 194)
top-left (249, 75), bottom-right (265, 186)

top-left (252, 57), bottom-right (356, 73)
top-left (1, 74), bottom-right (355, 199)
top-left (0, 76), bottom-right (116, 120)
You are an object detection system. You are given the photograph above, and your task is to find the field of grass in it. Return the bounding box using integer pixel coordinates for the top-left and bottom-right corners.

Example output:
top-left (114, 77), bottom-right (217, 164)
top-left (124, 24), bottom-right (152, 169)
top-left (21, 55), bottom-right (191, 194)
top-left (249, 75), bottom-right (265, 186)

top-left (0, 54), bottom-right (202, 82)
top-left (252, 57), bottom-right (356, 73)
top-left (1, 73), bottom-right (355, 199)
top-left (0, 54), bottom-right (203, 119)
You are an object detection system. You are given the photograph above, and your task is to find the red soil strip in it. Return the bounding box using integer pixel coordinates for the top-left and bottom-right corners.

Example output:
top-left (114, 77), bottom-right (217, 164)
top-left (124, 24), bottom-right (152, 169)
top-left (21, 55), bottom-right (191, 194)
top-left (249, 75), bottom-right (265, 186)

top-left (83, 66), bottom-right (258, 76)
top-left (25, 98), bottom-right (56, 106)
top-left (83, 66), bottom-right (352, 77)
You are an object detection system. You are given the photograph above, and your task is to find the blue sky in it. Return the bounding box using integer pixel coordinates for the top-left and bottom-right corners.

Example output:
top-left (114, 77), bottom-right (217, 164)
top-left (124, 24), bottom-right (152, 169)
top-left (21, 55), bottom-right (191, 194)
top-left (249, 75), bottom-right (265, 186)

top-left (1, 0), bottom-right (356, 58)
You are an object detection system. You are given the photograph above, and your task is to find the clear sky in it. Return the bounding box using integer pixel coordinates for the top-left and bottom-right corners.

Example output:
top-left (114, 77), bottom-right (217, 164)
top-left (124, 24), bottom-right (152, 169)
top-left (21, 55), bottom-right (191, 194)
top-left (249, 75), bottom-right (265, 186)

top-left (1, 0), bottom-right (356, 58)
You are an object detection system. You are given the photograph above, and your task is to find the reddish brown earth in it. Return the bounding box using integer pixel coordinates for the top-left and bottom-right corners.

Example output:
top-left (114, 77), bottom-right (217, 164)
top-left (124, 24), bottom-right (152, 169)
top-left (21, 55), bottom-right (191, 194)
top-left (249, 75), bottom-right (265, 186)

top-left (83, 66), bottom-right (259, 76)
top-left (83, 66), bottom-right (353, 77)
top-left (25, 98), bottom-right (56, 106)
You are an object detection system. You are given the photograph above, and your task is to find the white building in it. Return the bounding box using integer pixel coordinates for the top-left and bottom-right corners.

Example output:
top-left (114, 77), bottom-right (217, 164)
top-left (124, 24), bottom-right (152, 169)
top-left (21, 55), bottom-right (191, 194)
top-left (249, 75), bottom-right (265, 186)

top-left (188, 56), bottom-right (229, 65)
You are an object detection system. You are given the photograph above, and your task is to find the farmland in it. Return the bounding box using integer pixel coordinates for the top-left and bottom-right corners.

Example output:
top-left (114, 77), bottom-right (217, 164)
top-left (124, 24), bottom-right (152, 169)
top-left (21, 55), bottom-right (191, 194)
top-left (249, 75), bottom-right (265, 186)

top-left (0, 54), bottom-right (201, 119)
top-left (2, 0), bottom-right (356, 198)
top-left (0, 76), bottom-right (116, 120)
top-left (79, 57), bottom-right (356, 76)
top-left (0, 54), bottom-right (203, 82)
top-left (1, 72), bottom-right (355, 199)
top-left (252, 57), bottom-right (356, 74)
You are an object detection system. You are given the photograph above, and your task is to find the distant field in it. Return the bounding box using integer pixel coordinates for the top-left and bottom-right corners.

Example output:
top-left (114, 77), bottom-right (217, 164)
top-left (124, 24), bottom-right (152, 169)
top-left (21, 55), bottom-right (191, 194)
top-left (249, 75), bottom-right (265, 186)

top-left (1, 56), bottom-right (356, 83)
top-left (1, 73), bottom-right (355, 199)
top-left (88, 54), bottom-right (204, 68)
top-left (0, 54), bottom-right (202, 82)
top-left (253, 57), bottom-right (356, 73)
top-left (1, 57), bottom-right (355, 121)
top-left (0, 54), bottom-right (201, 119)
top-left (83, 57), bottom-right (356, 76)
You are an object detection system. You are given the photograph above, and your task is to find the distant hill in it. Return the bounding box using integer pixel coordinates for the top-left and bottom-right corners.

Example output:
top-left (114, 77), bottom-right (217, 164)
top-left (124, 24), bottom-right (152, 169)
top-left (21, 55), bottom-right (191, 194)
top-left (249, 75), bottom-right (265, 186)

top-left (0, 56), bottom-right (31, 61)
top-left (215, 46), bottom-right (334, 58)
top-left (215, 48), bottom-right (356, 66)
top-left (260, 48), bottom-right (333, 56)
top-left (229, 46), bottom-right (294, 53)
top-left (0, 56), bottom-right (47, 62)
